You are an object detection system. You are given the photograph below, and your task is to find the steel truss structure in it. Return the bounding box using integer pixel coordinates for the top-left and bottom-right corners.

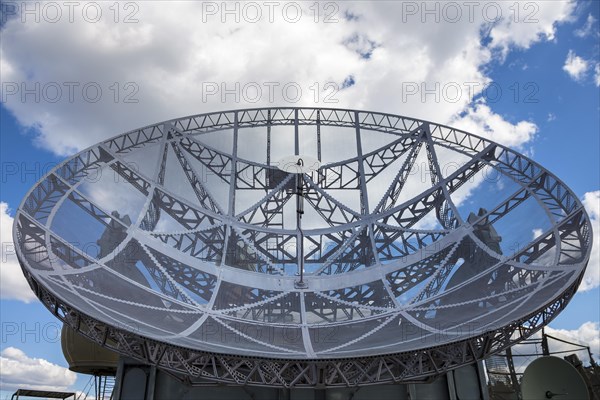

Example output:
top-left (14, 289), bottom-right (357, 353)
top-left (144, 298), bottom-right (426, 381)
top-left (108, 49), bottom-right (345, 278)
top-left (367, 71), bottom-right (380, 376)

top-left (14, 107), bottom-right (592, 387)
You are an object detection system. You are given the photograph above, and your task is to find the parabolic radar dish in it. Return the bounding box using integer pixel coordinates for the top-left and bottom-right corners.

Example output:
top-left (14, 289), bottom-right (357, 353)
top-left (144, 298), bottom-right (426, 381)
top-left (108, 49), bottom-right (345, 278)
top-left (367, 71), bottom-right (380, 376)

top-left (521, 356), bottom-right (589, 400)
top-left (14, 108), bottom-right (593, 387)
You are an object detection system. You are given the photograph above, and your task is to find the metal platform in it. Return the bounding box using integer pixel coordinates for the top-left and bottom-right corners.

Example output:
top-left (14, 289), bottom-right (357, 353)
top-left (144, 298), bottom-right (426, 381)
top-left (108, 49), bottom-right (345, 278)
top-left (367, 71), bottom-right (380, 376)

top-left (10, 389), bottom-right (76, 400)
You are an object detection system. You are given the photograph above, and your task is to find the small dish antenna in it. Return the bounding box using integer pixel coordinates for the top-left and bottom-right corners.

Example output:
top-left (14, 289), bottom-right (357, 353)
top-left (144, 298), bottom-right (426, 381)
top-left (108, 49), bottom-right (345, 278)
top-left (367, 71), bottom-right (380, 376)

top-left (521, 356), bottom-right (589, 400)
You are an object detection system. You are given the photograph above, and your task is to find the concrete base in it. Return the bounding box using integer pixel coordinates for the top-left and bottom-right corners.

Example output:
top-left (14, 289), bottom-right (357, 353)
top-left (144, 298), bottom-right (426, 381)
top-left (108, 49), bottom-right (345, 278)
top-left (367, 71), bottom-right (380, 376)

top-left (113, 358), bottom-right (488, 400)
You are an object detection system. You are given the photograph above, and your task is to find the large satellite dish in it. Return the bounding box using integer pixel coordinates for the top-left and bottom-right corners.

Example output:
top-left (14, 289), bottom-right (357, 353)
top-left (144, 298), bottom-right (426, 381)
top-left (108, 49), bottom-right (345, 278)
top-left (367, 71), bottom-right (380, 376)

top-left (521, 356), bottom-right (589, 400)
top-left (14, 107), bottom-right (593, 387)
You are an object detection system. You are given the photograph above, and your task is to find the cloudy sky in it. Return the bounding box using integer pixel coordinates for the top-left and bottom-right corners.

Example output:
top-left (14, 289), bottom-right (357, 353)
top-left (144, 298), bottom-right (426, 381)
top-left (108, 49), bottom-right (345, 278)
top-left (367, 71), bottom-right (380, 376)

top-left (1, 0), bottom-right (599, 395)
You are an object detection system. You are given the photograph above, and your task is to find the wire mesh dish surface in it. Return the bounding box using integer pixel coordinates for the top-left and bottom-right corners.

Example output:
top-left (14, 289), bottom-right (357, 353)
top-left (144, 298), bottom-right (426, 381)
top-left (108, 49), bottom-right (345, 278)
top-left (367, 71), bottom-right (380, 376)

top-left (14, 107), bottom-right (592, 386)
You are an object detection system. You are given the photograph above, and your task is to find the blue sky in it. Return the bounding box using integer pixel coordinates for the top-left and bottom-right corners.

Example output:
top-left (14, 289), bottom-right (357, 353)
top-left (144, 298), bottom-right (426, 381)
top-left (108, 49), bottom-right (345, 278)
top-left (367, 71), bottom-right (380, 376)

top-left (0, 0), bottom-right (599, 396)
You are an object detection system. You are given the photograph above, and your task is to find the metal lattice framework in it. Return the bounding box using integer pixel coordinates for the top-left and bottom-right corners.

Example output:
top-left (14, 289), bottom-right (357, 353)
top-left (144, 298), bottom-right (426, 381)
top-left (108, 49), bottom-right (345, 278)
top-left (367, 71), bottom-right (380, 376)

top-left (14, 107), bottom-right (592, 387)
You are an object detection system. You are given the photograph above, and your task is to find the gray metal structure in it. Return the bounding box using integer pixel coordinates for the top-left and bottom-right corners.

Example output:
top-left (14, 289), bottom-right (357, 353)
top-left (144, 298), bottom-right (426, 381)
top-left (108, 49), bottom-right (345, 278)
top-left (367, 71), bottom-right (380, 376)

top-left (14, 107), bottom-right (592, 388)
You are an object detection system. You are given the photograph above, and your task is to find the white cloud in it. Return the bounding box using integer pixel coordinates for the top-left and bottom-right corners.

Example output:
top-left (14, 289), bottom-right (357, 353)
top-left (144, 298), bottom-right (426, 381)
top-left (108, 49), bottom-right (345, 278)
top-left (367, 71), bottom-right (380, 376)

top-left (579, 190), bottom-right (599, 292)
top-left (0, 347), bottom-right (77, 392)
top-left (563, 50), bottom-right (589, 81)
top-left (574, 13), bottom-right (597, 38)
top-left (595, 64), bottom-right (600, 87)
top-left (532, 228), bottom-right (543, 239)
top-left (547, 113), bottom-right (556, 122)
top-left (0, 202), bottom-right (37, 303)
top-left (0, 1), bottom-right (576, 156)
top-left (488, 1), bottom-right (576, 58)
top-left (451, 102), bottom-right (538, 148)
